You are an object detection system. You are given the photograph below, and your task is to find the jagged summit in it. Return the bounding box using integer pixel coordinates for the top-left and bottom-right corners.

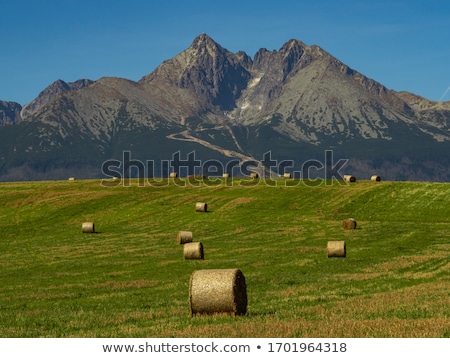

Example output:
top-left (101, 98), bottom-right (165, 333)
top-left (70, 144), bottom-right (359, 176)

top-left (279, 38), bottom-right (307, 55)
top-left (188, 33), bottom-right (232, 62)
top-left (21, 78), bottom-right (94, 119)
top-left (141, 33), bottom-right (252, 112)
top-left (191, 33), bottom-right (222, 51)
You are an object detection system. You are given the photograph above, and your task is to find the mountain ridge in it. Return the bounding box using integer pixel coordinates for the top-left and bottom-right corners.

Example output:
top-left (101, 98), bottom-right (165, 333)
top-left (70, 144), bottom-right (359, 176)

top-left (1, 34), bottom-right (449, 181)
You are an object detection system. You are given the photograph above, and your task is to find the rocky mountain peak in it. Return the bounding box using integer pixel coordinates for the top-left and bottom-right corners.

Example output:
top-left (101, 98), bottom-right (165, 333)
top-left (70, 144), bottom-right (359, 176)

top-left (142, 33), bottom-right (252, 112)
top-left (279, 38), bottom-right (306, 57)
top-left (278, 39), bottom-right (307, 78)
top-left (21, 78), bottom-right (94, 119)
top-left (252, 39), bottom-right (308, 80)
top-left (191, 33), bottom-right (222, 53)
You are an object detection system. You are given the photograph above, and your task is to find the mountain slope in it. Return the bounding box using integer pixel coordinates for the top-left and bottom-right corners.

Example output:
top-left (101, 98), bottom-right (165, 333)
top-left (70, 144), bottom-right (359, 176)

top-left (0, 101), bottom-right (22, 126)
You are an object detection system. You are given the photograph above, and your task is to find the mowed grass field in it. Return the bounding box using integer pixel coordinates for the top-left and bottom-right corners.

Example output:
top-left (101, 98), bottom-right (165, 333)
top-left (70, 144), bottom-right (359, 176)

top-left (0, 178), bottom-right (449, 338)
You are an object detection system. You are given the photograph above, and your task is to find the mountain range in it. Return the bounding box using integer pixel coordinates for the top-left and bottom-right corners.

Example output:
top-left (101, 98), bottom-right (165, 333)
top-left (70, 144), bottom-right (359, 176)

top-left (1, 33), bottom-right (449, 181)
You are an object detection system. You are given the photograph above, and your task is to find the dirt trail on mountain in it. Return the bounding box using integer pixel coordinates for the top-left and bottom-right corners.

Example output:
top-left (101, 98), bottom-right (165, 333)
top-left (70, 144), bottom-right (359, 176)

top-left (166, 130), bottom-right (256, 164)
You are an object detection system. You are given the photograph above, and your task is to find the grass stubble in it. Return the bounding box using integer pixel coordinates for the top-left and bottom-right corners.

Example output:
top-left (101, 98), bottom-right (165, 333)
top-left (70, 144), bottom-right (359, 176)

top-left (0, 178), bottom-right (448, 337)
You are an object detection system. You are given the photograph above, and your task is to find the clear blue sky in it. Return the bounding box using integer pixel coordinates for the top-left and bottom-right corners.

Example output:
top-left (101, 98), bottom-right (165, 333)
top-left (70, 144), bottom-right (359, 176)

top-left (2, 0), bottom-right (450, 105)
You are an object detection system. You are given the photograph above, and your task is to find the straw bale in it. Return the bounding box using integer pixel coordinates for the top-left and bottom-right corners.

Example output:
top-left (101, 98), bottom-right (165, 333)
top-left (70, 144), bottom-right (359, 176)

top-left (184, 242), bottom-right (204, 260)
top-left (82, 222), bottom-right (95, 233)
top-left (195, 202), bottom-right (208, 212)
top-left (169, 172), bottom-right (178, 178)
top-left (327, 241), bottom-right (346, 258)
top-left (342, 218), bottom-right (357, 230)
top-left (371, 175), bottom-right (381, 181)
top-left (189, 269), bottom-right (247, 316)
top-left (222, 173), bottom-right (230, 178)
top-left (68, 177), bottom-right (76, 181)
top-left (344, 175), bottom-right (356, 182)
top-left (177, 231), bottom-right (193, 244)
top-left (250, 173), bottom-right (259, 178)
top-left (283, 173), bottom-right (291, 179)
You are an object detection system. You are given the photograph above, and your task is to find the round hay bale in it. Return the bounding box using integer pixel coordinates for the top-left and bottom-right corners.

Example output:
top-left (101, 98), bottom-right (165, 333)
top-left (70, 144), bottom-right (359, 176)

top-left (82, 222), bottom-right (95, 233)
top-left (342, 218), bottom-right (357, 230)
top-left (184, 242), bottom-right (204, 260)
top-left (250, 173), bottom-right (259, 178)
top-left (169, 172), bottom-right (178, 178)
top-left (177, 231), bottom-right (193, 244)
top-left (195, 202), bottom-right (207, 212)
top-left (327, 241), bottom-right (346, 258)
top-left (68, 177), bottom-right (76, 181)
top-left (344, 175), bottom-right (356, 182)
top-left (283, 173), bottom-right (291, 179)
top-left (189, 268), bottom-right (247, 316)
top-left (371, 175), bottom-right (381, 182)
top-left (222, 173), bottom-right (230, 178)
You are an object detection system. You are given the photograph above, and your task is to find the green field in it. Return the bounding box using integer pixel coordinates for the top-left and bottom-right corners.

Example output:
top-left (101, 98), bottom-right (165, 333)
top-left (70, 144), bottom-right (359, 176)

top-left (0, 178), bottom-right (449, 337)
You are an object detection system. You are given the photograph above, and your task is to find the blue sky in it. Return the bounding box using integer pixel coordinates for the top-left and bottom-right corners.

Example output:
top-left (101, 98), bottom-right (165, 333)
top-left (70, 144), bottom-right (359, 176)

top-left (2, 0), bottom-right (450, 104)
